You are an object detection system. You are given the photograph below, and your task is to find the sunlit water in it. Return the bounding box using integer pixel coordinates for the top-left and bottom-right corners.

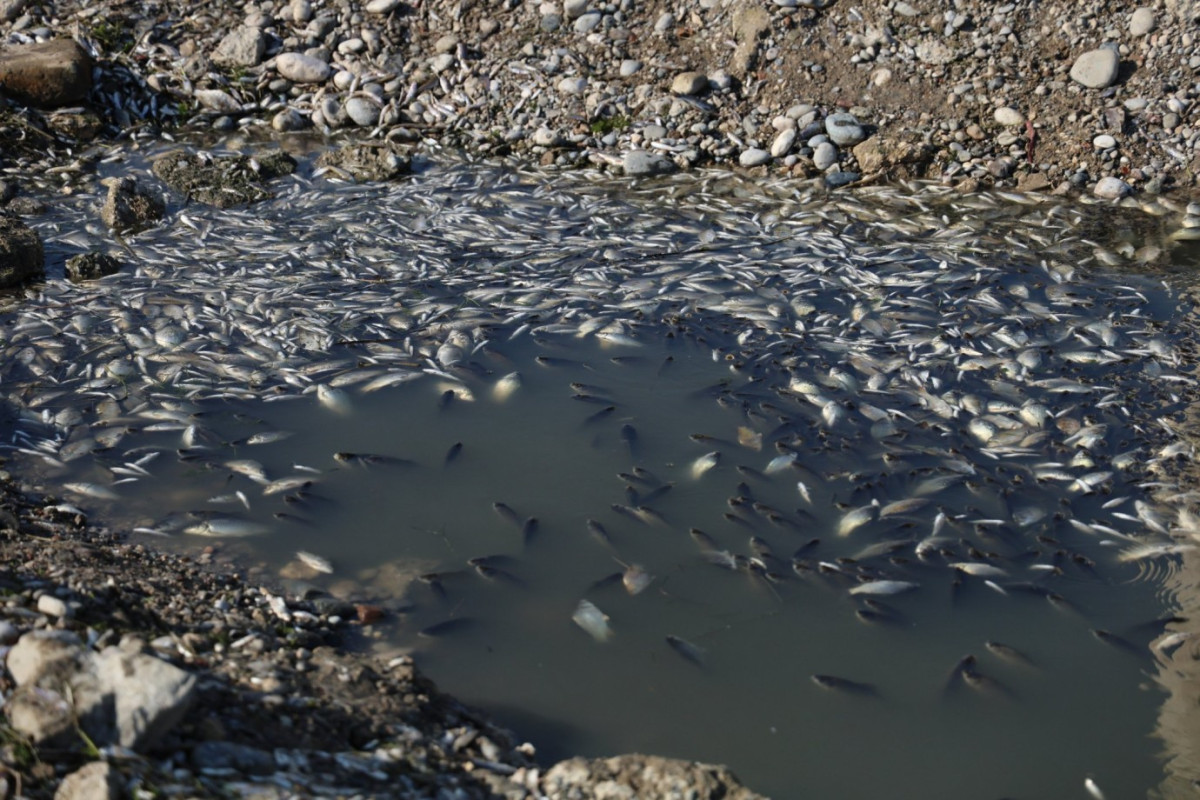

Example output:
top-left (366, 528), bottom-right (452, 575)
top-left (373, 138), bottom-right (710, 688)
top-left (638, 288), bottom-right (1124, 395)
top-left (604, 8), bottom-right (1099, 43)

top-left (4, 140), bottom-right (1199, 799)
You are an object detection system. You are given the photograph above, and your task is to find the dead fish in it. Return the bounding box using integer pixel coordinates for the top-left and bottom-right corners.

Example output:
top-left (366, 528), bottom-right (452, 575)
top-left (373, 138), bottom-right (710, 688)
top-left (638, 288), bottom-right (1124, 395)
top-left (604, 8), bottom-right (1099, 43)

top-left (184, 518), bottom-right (269, 537)
top-left (581, 405), bottom-right (617, 425)
top-left (620, 423), bottom-right (638, 456)
top-left (444, 441), bottom-right (463, 464)
top-left (984, 640), bottom-right (1036, 669)
top-left (224, 459), bottom-right (269, 484)
top-left (262, 476), bottom-right (315, 496)
top-left (617, 560), bottom-right (653, 595)
top-left (837, 503), bottom-right (878, 537)
top-left (1084, 777), bottom-right (1106, 800)
top-left (849, 580), bottom-right (919, 596)
top-left (63, 482), bottom-right (120, 501)
top-left (315, 383), bottom-right (352, 414)
top-left (586, 519), bottom-right (613, 548)
top-left (244, 430), bottom-right (294, 446)
top-left (492, 371), bottom-right (522, 402)
top-left (296, 550), bottom-right (333, 574)
top-left (1091, 629), bottom-right (1143, 656)
top-left (492, 502), bottom-right (522, 528)
top-left (572, 599), bottom-right (612, 642)
top-left (418, 618), bottom-right (476, 637)
top-left (948, 562), bottom-right (1009, 578)
top-left (522, 517), bottom-right (539, 544)
top-left (810, 674), bottom-right (879, 697)
top-left (690, 451), bottom-right (720, 479)
top-left (475, 564), bottom-right (527, 587)
top-left (665, 634), bottom-right (705, 666)
top-left (961, 663), bottom-right (1015, 700)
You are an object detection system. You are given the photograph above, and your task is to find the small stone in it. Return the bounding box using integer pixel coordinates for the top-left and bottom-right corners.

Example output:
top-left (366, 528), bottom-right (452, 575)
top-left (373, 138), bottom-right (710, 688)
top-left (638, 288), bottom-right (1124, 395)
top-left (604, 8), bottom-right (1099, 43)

top-left (824, 171), bottom-right (861, 188)
top-left (641, 124), bottom-right (667, 140)
top-left (893, 1), bottom-right (919, 15)
top-left (0, 0), bottom-right (27, 22)
top-left (541, 13), bottom-right (562, 31)
top-left (193, 89), bottom-right (241, 114)
top-left (1129, 7), bottom-right (1156, 36)
top-left (54, 762), bottom-right (121, 800)
top-left (211, 26), bottom-right (266, 68)
top-left (987, 158), bottom-right (1013, 179)
top-left (1070, 48), bottom-right (1119, 89)
top-left (708, 69), bottom-right (733, 92)
top-left (533, 127), bottom-right (565, 147)
top-left (1093, 176), bottom-right (1132, 199)
top-left (574, 12), bottom-right (601, 32)
top-left (6, 630), bottom-right (84, 685)
top-left (479, 18), bottom-right (500, 37)
top-left (557, 76), bottom-right (587, 93)
top-left (275, 51), bottom-right (331, 83)
top-left (622, 149), bottom-right (677, 176)
top-left (1093, 134), bottom-right (1117, 149)
top-left (272, 107), bottom-right (307, 132)
top-left (0, 39), bottom-right (92, 108)
top-left (739, 148), bottom-right (771, 167)
top-left (433, 34), bottom-right (459, 54)
top-left (654, 11), bottom-right (675, 32)
top-left (671, 71), bottom-right (708, 95)
top-left (824, 113), bottom-right (866, 147)
top-left (770, 128), bottom-right (796, 158)
top-left (344, 96), bottom-right (379, 127)
top-left (65, 252), bottom-right (121, 282)
top-left (101, 177), bottom-right (164, 233)
top-left (563, 0), bottom-right (588, 19)
top-left (365, 0), bottom-right (403, 12)
top-left (430, 53), bottom-right (456, 74)
top-left (993, 107), bottom-right (1024, 126)
top-left (1017, 172), bottom-right (1050, 192)
top-left (915, 39), bottom-right (954, 65)
top-left (619, 59), bottom-right (641, 77)
top-left (291, 0), bottom-right (312, 23)
top-left (812, 141), bottom-right (837, 170)
top-left (0, 620), bottom-right (18, 645)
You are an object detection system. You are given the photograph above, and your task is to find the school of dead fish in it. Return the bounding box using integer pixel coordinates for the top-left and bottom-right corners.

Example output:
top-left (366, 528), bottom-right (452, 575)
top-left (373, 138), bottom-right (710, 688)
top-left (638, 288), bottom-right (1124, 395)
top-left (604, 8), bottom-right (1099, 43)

top-left (2, 145), bottom-right (1200, 796)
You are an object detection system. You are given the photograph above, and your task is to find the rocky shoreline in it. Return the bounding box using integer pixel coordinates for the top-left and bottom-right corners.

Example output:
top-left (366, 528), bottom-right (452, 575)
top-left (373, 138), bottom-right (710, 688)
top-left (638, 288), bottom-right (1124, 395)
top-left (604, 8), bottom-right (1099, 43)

top-left (4, 0), bottom-right (1200, 797)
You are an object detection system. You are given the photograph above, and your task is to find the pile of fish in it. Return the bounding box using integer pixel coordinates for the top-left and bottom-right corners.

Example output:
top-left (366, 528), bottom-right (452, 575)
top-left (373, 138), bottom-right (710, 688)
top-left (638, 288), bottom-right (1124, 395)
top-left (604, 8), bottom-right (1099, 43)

top-left (2, 144), bottom-right (1198, 797)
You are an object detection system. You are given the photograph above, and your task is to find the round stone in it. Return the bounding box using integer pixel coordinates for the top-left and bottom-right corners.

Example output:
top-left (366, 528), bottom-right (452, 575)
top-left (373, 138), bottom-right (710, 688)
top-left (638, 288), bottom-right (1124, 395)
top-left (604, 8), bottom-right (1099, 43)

top-left (824, 171), bottom-right (861, 188)
top-left (1070, 48), bottom-right (1119, 89)
top-left (533, 127), bottom-right (565, 147)
top-left (770, 128), bottom-right (796, 158)
top-left (563, 0), bottom-right (588, 19)
top-left (1093, 176), bottom-right (1131, 199)
top-left (623, 149), bottom-right (677, 176)
top-left (812, 141), bottom-right (838, 171)
top-left (1093, 134), bottom-right (1117, 149)
top-left (671, 71), bottom-right (708, 96)
top-left (993, 106), bottom-right (1024, 126)
top-left (1129, 7), bottom-right (1156, 37)
top-left (541, 13), bottom-right (561, 31)
top-left (738, 148), bottom-right (771, 167)
top-left (272, 108), bottom-right (307, 132)
top-left (573, 11), bottom-right (601, 32)
top-left (641, 124), bottom-right (667, 140)
top-left (344, 97), bottom-right (379, 127)
top-left (275, 52), bottom-right (331, 83)
top-left (365, 0), bottom-right (402, 12)
top-left (824, 113), bottom-right (865, 147)
top-left (619, 59), bottom-right (642, 77)
top-left (430, 53), bottom-right (456, 73)
top-left (557, 76), bottom-right (587, 94)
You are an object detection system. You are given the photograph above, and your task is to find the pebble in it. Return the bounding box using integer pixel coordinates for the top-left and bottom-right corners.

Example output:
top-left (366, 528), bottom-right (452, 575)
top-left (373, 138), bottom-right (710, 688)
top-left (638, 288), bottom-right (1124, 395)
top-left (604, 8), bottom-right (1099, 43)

top-left (1093, 176), bottom-right (1131, 199)
top-left (430, 53), bottom-right (456, 74)
top-left (533, 127), bottom-right (565, 147)
top-left (671, 71), bottom-right (708, 96)
top-left (557, 76), bottom-right (587, 94)
top-left (738, 148), bottom-right (771, 167)
top-left (824, 113), bottom-right (866, 147)
top-left (271, 108), bottom-right (307, 132)
top-left (993, 107), bottom-right (1024, 126)
top-left (812, 141), bottom-right (837, 171)
top-left (654, 12), bottom-right (675, 32)
top-left (541, 13), bottom-right (561, 31)
top-left (36, 594), bottom-right (69, 617)
top-left (622, 149), bottom-right (677, 176)
top-left (1129, 7), bottom-right (1156, 37)
top-left (563, 0), bottom-right (588, 17)
top-left (641, 124), bottom-right (667, 140)
top-left (770, 128), bottom-right (796, 158)
top-left (275, 52), bottom-right (331, 84)
top-left (344, 97), bottom-right (379, 127)
top-left (1070, 48), bottom-right (1119, 89)
top-left (620, 59), bottom-right (642, 77)
top-left (574, 12), bottom-right (601, 32)
top-left (364, 0), bottom-right (403, 12)
top-left (1093, 134), bottom-right (1117, 149)
top-left (824, 171), bottom-right (861, 188)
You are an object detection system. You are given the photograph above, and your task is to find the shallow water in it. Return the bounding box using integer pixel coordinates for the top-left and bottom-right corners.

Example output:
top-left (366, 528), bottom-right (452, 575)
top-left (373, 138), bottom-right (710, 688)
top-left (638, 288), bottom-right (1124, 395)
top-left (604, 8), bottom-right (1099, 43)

top-left (4, 141), bottom-right (1199, 799)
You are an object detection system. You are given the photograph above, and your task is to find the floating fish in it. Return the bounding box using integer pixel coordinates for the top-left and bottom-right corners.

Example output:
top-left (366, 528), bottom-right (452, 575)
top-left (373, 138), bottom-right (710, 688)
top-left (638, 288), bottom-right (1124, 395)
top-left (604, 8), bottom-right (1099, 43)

top-left (315, 383), bottom-right (352, 414)
top-left (572, 599), bottom-right (612, 642)
top-left (296, 550), bottom-right (333, 574)
top-left (690, 451), bottom-right (720, 480)
top-left (184, 518), bottom-right (269, 538)
top-left (493, 371), bottom-right (522, 402)
top-left (810, 674), bottom-right (879, 697)
top-left (665, 634), bottom-right (705, 666)
top-left (849, 580), bottom-right (919, 596)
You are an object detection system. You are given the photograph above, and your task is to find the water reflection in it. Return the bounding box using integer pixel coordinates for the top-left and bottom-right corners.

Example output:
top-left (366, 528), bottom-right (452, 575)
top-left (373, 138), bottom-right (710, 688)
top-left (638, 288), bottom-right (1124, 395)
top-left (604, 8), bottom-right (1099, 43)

top-left (3, 148), bottom-right (1196, 799)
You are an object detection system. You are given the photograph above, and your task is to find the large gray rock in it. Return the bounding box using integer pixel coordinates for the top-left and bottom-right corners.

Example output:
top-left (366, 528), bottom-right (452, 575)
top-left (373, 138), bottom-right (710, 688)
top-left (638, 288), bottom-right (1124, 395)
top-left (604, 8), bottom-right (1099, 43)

top-left (0, 215), bottom-right (44, 288)
top-left (541, 754), bottom-right (767, 800)
top-left (0, 39), bottom-right (92, 108)
top-left (89, 645), bottom-right (196, 750)
top-left (100, 177), bottom-right (165, 232)
top-left (212, 26), bottom-right (266, 68)
top-left (275, 51), bottom-right (331, 83)
top-left (55, 762), bottom-right (122, 800)
top-left (1070, 48), bottom-right (1120, 89)
top-left (622, 149), bottom-right (677, 177)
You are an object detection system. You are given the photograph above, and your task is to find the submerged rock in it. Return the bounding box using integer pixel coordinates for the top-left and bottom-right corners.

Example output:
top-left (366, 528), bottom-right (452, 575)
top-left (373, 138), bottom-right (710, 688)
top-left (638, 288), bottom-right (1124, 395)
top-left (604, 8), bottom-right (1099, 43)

top-left (541, 754), bottom-right (767, 800)
top-left (0, 215), bottom-right (44, 288)
top-left (152, 150), bottom-right (297, 208)
top-left (65, 251), bottom-right (121, 282)
top-left (314, 142), bottom-right (412, 181)
top-left (101, 177), bottom-right (165, 231)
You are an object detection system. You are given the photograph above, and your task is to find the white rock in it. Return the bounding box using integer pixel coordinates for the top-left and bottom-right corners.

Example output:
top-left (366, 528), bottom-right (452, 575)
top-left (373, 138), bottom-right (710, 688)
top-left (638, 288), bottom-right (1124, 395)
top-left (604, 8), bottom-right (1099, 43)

top-left (533, 127), bottom-right (565, 146)
top-left (365, 0), bottom-right (403, 12)
top-left (619, 59), bottom-right (641, 77)
top-left (272, 108), bottom-right (307, 132)
top-left (557, 76), bottom-right (587, 93)
top-left (430, 53), bottom-right (456, 73)
top-left (55, 762), bottom-right (121, 800)
top-left (812, 141), bottom-right (838, 171)
top-left (739, 148), bottom-right (771, 167)
top-left (671, 71), bottom-right (708, 95)
top-left (1092, 134), bottom-right (1117, 149)
top-left (1093, 176), bottom-right (1131, 199)
top-left (275, 52), bottom-right (332, 83)
top-left (623, 150), bottom-right (677, 176)
top-left (993, 106), bottom-right (1024, 126)
top-left (1070, 48), bottom-right (1119, 89)
top-left (770, 128), bottom-right (796, 158)
top-left (344, 96), bottom-right (379, 127)
top-left (563, 0), bottom-right (588, 19)
top-left (36, 595), bottom-right (69, 618)
top-left (6, 630), bottom-right (84, 685)
top-left (1129, 7), bottom-right (1156, 36)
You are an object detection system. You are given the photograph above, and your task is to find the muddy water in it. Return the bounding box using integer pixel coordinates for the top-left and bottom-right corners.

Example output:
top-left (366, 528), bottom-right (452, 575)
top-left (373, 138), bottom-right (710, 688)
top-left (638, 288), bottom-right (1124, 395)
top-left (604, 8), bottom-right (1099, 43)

top-left (4, 144), bottom-right (1197, 799)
